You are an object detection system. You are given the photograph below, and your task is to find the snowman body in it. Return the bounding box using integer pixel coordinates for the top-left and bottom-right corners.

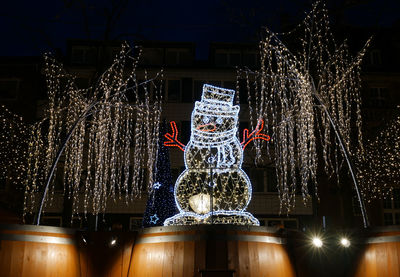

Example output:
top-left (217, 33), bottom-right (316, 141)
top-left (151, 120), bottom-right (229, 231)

top-left (164, 84), bottom-right (259, 226)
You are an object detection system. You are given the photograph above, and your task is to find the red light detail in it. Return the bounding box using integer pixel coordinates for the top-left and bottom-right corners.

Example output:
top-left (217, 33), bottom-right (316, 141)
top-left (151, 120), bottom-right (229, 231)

top-left (241, 119), bottom-right (271, 150)
top-left (164, 121), bottom-right (185, 151)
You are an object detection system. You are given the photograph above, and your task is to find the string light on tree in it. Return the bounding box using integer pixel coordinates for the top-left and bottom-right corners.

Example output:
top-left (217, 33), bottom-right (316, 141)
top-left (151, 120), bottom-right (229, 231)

top-left (19, 43), bottom-right (164, 221)
top-left (356, 107), bottom-right (400, 201)
top-left (164, 84), bottom-right (270, 226)
top-left (0, 105), bottom-right (31, 187)
top-left (238, 0), bottom-right (371, 213)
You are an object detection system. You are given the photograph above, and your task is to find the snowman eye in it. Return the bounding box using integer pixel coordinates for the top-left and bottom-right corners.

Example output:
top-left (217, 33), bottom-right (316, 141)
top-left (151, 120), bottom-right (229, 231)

top-left (216, 117), bottom-right (223, 124)
top-left (203, 116), bottom-right (210, 124)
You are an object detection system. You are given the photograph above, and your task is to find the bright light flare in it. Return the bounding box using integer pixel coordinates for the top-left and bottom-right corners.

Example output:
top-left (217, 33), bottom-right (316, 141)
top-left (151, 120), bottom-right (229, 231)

top-left (110, 238), bottom-right (117, 246)
top-left (312, 237), bottom-right (323, 248)
top-left (340, 237), bottom-right (350, 247)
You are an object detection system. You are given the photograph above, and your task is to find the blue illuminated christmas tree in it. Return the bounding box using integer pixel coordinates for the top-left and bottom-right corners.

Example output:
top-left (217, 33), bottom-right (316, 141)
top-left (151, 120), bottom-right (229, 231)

top-left (142, 120), bottom-right (177, 227)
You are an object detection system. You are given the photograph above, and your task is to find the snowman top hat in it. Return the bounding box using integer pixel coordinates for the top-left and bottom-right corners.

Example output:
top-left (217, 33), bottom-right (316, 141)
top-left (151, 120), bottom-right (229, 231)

top-left (201, 84), bottom-right (236, 106)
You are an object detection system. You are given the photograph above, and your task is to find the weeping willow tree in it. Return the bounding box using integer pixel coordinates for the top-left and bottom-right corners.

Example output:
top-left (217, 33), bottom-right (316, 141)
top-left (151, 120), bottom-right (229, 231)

top-left (238, 1), bottom-right (371, 226)
top-left (22, 43), bottom-right (164, 224)
top-left (356, 107), bottom-right (400, 202)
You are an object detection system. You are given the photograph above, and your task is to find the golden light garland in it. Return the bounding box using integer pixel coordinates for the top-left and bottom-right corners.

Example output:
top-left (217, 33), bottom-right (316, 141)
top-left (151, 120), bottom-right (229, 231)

top-left (0, 105), bottom-right (31, 187)
top-left (356, 107), bottom-right (400, 201)
top-left (20, 43), bottom-right (163, 219)
top-left (238, 1), bottom-right (370, 212)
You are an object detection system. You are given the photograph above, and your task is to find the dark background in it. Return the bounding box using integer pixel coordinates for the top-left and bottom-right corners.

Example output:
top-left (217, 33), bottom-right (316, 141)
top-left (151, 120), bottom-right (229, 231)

top-left (1, 0), bottom-right (399, 59)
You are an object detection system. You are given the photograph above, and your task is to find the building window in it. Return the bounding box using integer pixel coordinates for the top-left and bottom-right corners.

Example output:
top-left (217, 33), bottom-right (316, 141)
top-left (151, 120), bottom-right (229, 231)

top-left (141, 48), bottom-right (164, 65)
top-left (0, 79), bottom-right (19, 100)
top-left (167, 79), bottom-right (181, 102)
top-left (368, 49), bottom-right (382, 65)
top-left (244, 167), bottom-right (277, 193)
top-left (364, 109), bottom-right (378, 122)
top-left (243, 51), bottom-right (258, 68)
top-left (71, 46), bottom-right (97, 65)
top-left (129, 217), bottom-right (143, 230)
top-left (181, 78), bottom-right (193, 103)
top-left (383, 188), bottom-right (400, 226)
top-left (367, 87), bottom-right (389, 108)
top-left (166, 48), bottom-right (192, 66)
top-left (215, 50), bottom-right (241, 67)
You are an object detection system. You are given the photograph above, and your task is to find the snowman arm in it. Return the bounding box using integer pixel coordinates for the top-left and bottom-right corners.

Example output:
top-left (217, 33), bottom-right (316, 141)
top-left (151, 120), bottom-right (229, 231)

top-left (241, 119), bottom-right (271, 150)
top-left (164, 121), bottom-right (185, 151)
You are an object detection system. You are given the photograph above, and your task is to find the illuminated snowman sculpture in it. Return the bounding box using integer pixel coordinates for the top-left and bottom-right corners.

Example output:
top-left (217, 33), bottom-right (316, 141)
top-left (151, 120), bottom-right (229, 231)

top-left (164, 84), bottom-right (270, 226)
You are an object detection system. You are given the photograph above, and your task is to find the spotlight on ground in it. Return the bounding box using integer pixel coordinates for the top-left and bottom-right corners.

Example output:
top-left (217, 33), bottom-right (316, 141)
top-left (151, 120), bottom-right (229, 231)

top-left (340, 237), bottom-right (350, 248)
top-left (110, 237), bottom-right (117, 246)
top-left (312, 237), bottom-right (323, 248)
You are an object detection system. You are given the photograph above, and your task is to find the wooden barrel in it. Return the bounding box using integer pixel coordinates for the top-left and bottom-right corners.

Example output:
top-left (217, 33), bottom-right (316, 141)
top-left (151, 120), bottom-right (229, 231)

top-left (0, 223), bottom-right (82, 277)
top-left (130, 225), bottom-right (295, 277)
top-left (354, 226), bottom-right (400, 277)
top-left (81, 231), bottom-right (137, 277)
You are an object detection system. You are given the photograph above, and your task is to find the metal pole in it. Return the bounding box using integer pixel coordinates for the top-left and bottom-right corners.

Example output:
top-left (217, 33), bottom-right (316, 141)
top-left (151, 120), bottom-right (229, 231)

top-left (95, 214), bottom-right (98, 231)
top-left (312, 92), bottom-right (369, 228)
top-left (210, 167), bottom-right (214, 225)
top-left (209, 146), bottom-right (214, 225)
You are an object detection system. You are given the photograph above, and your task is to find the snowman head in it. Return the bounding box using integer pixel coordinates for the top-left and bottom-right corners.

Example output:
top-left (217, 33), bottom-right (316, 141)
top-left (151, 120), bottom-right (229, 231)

top-left (191, 84), bottom-right (239, 144)
top-left (193, 110), bottom-right (238, 134)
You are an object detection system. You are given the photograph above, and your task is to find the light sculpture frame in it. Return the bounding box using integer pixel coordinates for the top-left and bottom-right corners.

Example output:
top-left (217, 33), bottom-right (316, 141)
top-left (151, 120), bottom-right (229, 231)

top-left (164, 84), bottom-right (270, 226)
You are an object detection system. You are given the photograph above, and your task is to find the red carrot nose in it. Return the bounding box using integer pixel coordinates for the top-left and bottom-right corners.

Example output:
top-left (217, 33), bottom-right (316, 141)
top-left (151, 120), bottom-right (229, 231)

top-left (197, 123), bottom-right (216, 132)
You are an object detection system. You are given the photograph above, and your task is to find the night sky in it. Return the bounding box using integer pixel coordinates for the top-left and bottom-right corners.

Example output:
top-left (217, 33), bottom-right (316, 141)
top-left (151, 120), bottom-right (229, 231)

top-left (0, 0), bottom-right (399, 59)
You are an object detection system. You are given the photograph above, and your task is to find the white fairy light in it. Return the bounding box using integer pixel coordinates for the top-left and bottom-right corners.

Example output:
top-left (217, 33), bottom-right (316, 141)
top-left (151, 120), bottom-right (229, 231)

top-left (0, 105), bottom-right (32, 200)
top-left (238, 1), bottom-right (370, 213)
top-left (356, 108), bottom-right (400, 201)
top-left (20, 43), bottom-right (164, 220)
top-left (164, 84), bottom-right (270, 226)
